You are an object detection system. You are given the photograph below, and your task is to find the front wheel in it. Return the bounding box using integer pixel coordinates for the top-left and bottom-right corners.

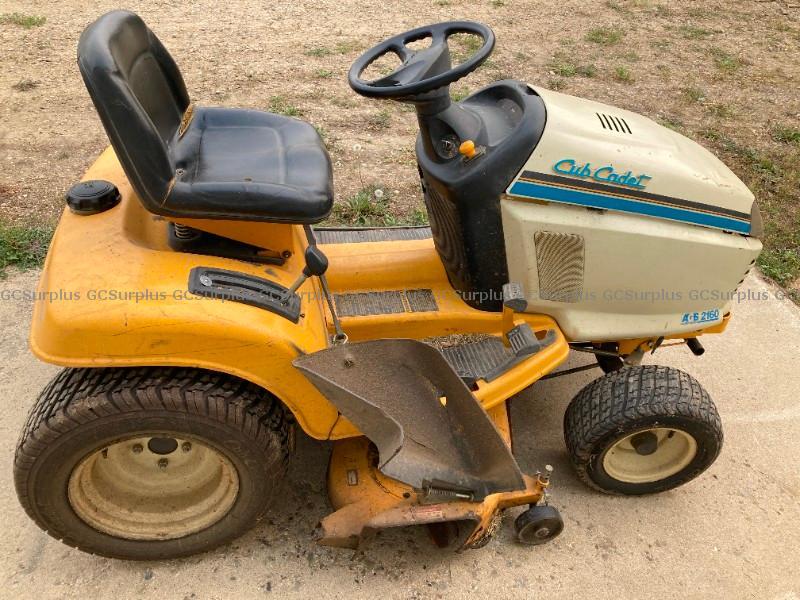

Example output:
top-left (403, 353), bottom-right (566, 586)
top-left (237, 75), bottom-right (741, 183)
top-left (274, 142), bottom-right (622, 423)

top-left (563, 365), bottom-right (722, 495)
top-left (14, 367), bottom-right (292, 560)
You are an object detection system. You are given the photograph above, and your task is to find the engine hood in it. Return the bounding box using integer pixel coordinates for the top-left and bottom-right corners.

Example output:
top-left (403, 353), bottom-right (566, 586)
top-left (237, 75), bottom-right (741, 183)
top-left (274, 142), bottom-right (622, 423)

top-left (506, 86), bottom-right (758, 236)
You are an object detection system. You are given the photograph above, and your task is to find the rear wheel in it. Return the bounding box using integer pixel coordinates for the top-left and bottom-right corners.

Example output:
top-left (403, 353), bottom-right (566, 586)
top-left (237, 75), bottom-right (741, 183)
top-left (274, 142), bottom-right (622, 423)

top-left (563, 365), bottom-right (722, 495)
top-left (14, 367), bottom-right (292, 559)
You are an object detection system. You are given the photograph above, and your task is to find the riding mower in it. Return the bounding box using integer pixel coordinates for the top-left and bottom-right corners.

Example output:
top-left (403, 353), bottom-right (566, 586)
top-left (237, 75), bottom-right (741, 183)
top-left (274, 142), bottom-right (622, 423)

top-left (14, 10), bottom-right (762, 560)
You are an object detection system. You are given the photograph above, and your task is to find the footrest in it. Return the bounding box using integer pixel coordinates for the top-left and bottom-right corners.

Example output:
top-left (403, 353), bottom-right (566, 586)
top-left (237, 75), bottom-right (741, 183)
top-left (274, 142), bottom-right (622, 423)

top-left (440, 324), bottom-right (556, 385)
top-left (508, 322), bottom-right (540, 356)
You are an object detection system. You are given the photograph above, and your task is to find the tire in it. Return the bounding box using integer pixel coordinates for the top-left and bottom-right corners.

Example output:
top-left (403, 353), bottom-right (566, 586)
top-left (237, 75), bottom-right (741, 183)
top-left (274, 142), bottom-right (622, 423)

top-left (14, 367), bottom-right (292, 560)
top-left (563, 365), bottom-right (722, 495)
top-left (514, 505), bottom-right (563, 546)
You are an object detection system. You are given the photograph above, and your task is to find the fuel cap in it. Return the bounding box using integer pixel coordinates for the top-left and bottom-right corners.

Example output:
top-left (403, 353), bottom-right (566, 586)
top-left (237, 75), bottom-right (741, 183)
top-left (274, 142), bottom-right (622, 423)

top-left (65, 180), bottom-right (120, 215)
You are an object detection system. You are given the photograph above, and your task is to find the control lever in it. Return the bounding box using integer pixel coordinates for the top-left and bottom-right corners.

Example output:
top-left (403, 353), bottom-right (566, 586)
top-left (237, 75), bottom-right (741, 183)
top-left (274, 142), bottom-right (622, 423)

top-left (283, 241), bottom-right (347, 345)
top-left (283, 246), bottom-right (329, 300)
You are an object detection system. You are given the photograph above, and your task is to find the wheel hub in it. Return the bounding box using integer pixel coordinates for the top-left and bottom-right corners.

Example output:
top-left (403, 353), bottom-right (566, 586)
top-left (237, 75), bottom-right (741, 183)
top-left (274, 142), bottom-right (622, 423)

top-left (68, 435), bottom-right (239, 541)
top-left (602, 427), bottom-right (697, 484)
top-left (630, 431), bottom-right (659, 456)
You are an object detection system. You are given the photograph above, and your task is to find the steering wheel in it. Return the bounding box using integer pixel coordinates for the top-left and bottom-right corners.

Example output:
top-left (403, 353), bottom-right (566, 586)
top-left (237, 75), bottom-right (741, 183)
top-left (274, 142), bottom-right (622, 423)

top-left (348, 22), bottom-right (495, 99)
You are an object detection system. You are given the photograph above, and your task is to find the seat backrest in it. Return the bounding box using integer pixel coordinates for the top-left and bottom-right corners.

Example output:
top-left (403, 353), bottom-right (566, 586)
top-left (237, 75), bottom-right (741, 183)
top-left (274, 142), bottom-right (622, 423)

top-left (78, 11), bottom-right (190, 209)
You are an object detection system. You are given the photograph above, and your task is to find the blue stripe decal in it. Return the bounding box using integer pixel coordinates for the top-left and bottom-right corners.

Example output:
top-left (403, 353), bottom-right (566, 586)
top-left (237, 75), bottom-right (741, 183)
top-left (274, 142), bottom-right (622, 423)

top-left (508, 181), bottom-right (750, 234)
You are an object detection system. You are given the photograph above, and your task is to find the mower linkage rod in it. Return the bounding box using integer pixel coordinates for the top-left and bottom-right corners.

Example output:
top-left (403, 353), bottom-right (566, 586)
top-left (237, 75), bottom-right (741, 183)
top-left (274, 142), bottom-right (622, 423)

top-left (568, 343), bottom-right (621, 358)
top-left (303, 226), bottom-right (347, 344)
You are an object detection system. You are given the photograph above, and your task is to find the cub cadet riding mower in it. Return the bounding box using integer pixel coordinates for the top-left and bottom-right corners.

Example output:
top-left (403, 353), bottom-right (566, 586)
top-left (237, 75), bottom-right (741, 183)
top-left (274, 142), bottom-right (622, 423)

top-left (14, 11), bottom-right (762, 560)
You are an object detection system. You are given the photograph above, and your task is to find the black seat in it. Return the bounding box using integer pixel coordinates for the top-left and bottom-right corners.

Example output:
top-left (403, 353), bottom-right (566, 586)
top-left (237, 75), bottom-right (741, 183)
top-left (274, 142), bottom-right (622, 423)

top-left (77, 11), bottom-right (333, 223)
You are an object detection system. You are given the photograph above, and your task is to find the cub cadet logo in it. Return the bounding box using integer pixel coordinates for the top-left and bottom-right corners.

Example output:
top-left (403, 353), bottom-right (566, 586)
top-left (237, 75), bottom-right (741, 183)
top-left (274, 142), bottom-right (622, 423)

top-left (553, 159), bottom-right (652, 190)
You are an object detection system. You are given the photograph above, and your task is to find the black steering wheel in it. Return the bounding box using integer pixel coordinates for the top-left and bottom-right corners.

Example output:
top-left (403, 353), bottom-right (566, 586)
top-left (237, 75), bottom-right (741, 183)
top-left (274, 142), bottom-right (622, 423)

top-left (348, 22), bottom-right (495, 99)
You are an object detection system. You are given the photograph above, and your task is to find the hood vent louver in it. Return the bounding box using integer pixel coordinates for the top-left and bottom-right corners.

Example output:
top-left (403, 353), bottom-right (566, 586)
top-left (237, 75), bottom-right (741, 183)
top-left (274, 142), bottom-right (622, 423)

top-left (596, 112), bottom-right (632, 134)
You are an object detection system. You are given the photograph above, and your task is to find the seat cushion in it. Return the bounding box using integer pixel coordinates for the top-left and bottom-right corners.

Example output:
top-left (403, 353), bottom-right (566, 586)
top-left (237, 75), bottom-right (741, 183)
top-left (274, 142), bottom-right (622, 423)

top-left (168, 107), bottom-right (333, 223)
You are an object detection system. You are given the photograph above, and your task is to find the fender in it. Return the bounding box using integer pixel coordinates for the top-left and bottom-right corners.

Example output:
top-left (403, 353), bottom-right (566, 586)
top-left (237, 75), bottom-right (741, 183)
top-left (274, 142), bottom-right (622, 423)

top-left (29, 149), bottom-right (351, 440)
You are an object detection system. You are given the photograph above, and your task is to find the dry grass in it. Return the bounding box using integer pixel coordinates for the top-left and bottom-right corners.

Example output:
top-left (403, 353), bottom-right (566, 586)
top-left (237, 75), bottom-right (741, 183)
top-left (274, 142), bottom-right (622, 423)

top-left (586, 26), bottom-right (624, 46)
top-left (0, 220), bottom-right (54, 277)
top-left (327, 185), bottom-right (426, 227)
top-left (0, 12), bottom-right (46, 28)
top-left (0, 0), bottom-right (797, 287)
top-left (267, 95), bottom-right (302, 116)
top-left (613, 65), bottom-right (634, 83)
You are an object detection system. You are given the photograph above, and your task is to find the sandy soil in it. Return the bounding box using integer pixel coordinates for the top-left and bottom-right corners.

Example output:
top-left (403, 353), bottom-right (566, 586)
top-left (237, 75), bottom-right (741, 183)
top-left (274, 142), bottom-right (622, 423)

top-left (0, 0), bottom-right (798, 222)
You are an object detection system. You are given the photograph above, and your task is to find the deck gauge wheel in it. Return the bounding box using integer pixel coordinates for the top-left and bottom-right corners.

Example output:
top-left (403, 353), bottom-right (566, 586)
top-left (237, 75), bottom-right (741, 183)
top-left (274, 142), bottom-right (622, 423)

top-left (514, 504), bottom-right (564, 545)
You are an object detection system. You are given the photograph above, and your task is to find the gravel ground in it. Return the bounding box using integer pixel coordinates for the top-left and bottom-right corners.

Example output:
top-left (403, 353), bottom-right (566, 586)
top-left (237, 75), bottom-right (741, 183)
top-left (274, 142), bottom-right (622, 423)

top-left (1, 270), bottom-right (799, 599)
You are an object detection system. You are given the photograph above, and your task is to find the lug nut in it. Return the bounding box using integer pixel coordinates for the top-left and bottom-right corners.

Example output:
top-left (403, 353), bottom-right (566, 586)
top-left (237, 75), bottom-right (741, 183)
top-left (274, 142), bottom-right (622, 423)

top-left (158, 458), bottom-right (169, 470)
top-left (132, 444), bottom-right (143, 454)
top-left (181, 442), bottom-right (192, 453)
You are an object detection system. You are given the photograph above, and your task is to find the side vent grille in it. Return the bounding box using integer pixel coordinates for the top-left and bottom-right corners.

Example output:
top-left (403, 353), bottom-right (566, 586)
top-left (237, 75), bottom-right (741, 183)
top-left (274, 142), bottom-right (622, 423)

top-left (534, 232), bottom-right (585, 303)
top-left (596, 112), bottom-right (632, 134)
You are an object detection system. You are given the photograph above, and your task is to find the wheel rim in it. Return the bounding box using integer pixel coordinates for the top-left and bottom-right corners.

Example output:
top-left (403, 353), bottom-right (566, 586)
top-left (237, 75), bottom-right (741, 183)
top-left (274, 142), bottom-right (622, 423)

top-left (602, 428), bottom-right (698, 484)
top-left (68, 435), bottom-right (239, 541)
top-left (518, 517), bottom-right (563, 545)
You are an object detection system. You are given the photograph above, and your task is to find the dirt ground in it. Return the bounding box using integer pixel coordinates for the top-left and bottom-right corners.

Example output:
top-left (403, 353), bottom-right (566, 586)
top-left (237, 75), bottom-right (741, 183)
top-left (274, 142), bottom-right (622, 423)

top-left (1, 269), bottom-right (799, 599)
top-left (1, 0), bottom-right (798, 222)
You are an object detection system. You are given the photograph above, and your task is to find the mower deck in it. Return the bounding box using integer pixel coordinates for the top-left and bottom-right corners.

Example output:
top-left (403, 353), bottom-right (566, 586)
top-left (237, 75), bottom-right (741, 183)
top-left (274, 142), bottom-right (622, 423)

top-left (321, 407), bottom-right (548, 550)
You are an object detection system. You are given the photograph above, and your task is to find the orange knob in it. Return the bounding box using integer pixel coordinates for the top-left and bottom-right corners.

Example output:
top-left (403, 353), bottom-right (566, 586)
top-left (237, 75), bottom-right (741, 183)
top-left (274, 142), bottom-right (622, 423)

top-left (459, 140), bottom-right (476, 159)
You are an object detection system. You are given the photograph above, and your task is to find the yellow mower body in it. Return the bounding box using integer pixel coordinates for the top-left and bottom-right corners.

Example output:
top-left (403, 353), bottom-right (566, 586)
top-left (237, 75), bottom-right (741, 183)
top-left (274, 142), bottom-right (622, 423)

top-left (30, 148), bottom-right (577, 441)
top-left (31, 149), bottom-right (734, 441)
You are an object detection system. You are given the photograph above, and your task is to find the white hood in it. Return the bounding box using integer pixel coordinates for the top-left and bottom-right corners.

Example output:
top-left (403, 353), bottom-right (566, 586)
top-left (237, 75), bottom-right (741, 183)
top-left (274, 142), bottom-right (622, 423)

top-left (506, 86), bottom-right (755, 235)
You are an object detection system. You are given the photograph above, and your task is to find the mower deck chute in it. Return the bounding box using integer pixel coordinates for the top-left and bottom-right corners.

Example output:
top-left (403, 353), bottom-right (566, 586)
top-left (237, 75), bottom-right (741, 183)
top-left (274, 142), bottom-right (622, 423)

top-left (294, 339), bottom-right (526, 500)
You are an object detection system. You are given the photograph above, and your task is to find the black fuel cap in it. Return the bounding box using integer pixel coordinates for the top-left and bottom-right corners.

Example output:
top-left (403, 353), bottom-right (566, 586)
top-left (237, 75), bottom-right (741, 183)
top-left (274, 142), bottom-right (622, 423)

top-left (65, 180), bottom-right (121, 215)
